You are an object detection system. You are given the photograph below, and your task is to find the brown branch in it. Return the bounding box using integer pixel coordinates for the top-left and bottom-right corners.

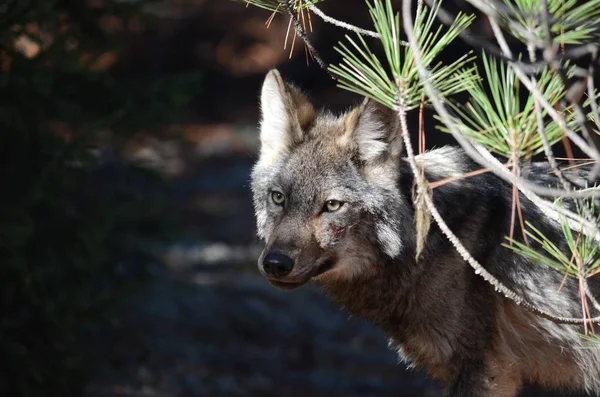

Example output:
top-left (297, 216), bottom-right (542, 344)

top-left (282, 0), bottom-right (334, 79)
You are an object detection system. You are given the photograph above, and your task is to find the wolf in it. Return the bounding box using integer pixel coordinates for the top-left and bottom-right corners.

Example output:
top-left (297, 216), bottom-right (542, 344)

top-left (250, 69), bottom-right (600, 397)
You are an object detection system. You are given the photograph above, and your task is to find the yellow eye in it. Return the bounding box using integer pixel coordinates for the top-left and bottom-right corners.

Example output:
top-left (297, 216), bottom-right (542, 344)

top-left (324, 200), bottom-right (343, 212)
top-left (271, 191), bottom-right (285, 205)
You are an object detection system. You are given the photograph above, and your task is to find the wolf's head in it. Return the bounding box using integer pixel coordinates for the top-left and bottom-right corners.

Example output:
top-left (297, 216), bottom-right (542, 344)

top-left (251, 69), bottom-right (411, 289)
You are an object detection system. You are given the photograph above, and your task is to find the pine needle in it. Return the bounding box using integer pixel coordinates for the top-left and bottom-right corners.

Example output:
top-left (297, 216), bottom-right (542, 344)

top-left (329, 0), bottom-right (477, 111)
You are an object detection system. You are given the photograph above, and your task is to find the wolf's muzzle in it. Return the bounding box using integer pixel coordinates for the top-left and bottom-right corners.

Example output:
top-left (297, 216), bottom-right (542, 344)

top-left (262, 252), bottom-right (294, 277)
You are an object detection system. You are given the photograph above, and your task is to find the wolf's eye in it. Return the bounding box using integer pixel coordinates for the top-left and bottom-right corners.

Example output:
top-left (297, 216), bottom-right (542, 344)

top-left (271, 191), bottom-right (285, 205)
top-left (324, 200), bottom-right (343, 212)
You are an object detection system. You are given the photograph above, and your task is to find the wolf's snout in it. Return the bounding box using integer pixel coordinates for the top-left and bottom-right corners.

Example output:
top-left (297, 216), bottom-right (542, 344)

top-left (262, 252), bottom-right (294, 277)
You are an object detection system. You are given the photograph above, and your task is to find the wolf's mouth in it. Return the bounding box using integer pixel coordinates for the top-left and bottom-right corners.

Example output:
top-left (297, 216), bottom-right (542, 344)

top-left (268, 280), bottom-right (306, 290)
top-left (267, 258), bottom-right (336, 290)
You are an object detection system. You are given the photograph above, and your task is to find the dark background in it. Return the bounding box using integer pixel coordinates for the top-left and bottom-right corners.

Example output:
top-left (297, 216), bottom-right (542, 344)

top-left (0, 0), bottom-right (590, 396)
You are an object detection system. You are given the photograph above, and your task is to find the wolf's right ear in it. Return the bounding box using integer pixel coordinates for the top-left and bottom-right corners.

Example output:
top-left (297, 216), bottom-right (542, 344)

top-left (341, 98), bottom-right (402, 164)
top-left (258, 69), bottom-right (315, 167)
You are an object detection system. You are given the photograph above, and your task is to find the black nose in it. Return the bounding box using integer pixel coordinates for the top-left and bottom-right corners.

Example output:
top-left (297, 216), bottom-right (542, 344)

top-left (262, 252), bottom-right (294, 277)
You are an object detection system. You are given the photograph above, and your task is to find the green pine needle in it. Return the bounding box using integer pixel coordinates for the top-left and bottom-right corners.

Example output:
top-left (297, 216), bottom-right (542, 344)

top-left (437, 52), bottom-right (576, 159)
top-left (329, 0), bottom-right (477, 110)
top-left (504, 200), bottom-right (600, 278)
top-left (581, 333), bottom-right (600, 347)
top-left (501, 0), bottom-right (600, 44)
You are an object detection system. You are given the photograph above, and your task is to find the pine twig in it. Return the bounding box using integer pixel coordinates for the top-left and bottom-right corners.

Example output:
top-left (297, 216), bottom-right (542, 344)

top-left (308, 3), bottom-right (408, 46)
top-left (308, 4), bottom-right (380, 38)
top-left (282, 0), bottom-right (334, 79)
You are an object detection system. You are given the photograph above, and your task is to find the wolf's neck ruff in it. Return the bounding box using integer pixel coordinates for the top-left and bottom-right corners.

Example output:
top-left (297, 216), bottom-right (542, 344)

top-left (251, 69), bottom-right (600, 396)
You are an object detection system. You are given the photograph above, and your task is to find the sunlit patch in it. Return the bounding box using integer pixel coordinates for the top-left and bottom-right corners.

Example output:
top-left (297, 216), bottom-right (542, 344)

top-left (376, 223), bottom-right (402, 258)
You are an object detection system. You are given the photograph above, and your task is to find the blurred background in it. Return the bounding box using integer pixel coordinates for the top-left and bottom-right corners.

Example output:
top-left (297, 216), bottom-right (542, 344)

top-left (0, 1), bottom-right (587, 396)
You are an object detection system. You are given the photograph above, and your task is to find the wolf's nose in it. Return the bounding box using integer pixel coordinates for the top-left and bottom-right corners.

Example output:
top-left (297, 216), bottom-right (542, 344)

top-left (262, 252), bottom-right (294, 277)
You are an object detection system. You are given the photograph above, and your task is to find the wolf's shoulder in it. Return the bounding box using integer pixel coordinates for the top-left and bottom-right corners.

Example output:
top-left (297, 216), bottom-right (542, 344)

top-left (415, 145), bottom-right (476, 179)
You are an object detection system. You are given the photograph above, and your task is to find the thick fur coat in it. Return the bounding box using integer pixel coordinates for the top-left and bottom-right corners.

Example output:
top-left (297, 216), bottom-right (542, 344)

top-left (250, 69), bottom-right (600, 397)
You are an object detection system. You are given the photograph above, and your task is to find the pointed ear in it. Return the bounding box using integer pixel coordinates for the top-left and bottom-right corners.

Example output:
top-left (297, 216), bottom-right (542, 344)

top-left (258, 69), bottom-right (315, 166)
top-left (340, 98), bottom-right (402, 164)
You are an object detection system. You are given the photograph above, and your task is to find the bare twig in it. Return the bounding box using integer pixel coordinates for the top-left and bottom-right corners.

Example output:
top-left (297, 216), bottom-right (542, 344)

top-left (488, 16), bottom-right (513, 57)
top-left (308, 4), bottom-right (400, 42)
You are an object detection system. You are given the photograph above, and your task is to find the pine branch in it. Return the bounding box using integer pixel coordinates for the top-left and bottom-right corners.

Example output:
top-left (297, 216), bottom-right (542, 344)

top-left (481, 1), bottom-right (600, 173)
top-left (486, 12), bottom-right (600, 189)
top-left (281, 0), bottom-right (333, 78)
top-left (400, 0), bottom-right (600, 325)
top-left (307, 4), bottom-right (391, 40)
top-left (329, 0), bottom-right (477, 110)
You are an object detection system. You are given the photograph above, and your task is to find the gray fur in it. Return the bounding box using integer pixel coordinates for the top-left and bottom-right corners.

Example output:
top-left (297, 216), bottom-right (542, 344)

top-left (250, 69), bottom-right (600, 396)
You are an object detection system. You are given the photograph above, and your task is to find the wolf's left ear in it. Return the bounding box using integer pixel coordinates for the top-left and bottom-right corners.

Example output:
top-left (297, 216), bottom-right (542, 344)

top-left (342, 98), bottom-right (402, 164)
top-left (258, 69), bottom-right (315, 166)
